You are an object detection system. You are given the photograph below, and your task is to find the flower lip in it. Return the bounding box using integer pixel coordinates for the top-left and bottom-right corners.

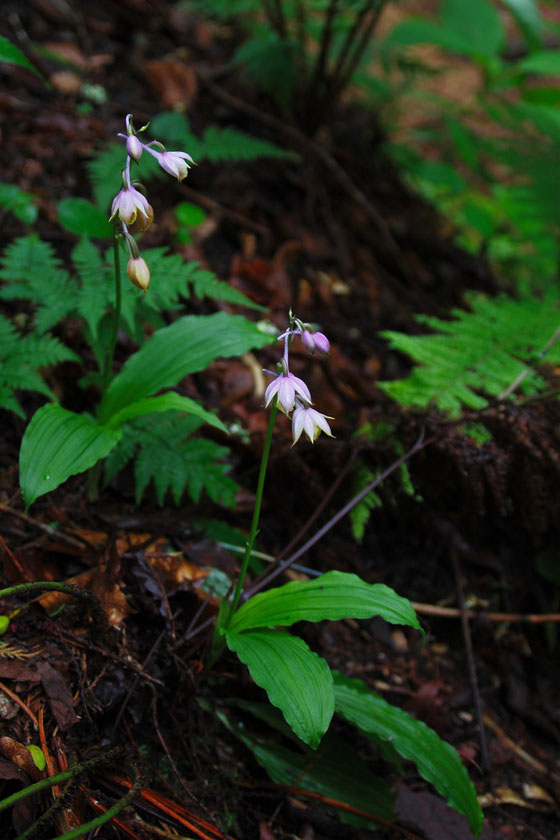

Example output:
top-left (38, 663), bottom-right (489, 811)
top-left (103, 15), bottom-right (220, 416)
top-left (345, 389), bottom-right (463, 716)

top-left (110, 186), bottom-right (153, 227)
top-left (157, 150), bottom-right (194, 181)
top-left (264, 372), bottom-right (312, 414)
top-left (292, 405), bottom-right (334, 444)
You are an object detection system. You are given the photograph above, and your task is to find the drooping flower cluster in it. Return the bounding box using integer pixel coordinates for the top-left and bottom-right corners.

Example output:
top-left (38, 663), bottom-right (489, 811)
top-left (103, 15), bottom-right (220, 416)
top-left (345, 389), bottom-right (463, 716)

top-left (265, 314), bottom-right (334, 445)
top-left (110, 114), bottom-right (194, 291)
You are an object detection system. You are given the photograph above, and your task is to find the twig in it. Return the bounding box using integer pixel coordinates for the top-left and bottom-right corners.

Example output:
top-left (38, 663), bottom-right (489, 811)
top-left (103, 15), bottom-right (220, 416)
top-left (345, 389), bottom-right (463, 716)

top-left (499, 322), bottom-right (560, 400)
top-left (246, 430), bottom-right (428, 597)
top-left (0, 680), bottom-right (39, 727)
top-left (249, 444), bottom-right (359, 592)
top-left (411, 601), bottom-right (560, 623)
top-left (306, 0), bottom-right (340, 108)
top-left (110, 627), bottom-right (167, 739)
top-left (451, 546), bottom-right (489, 772)
top-left (180, 185), bottom-right (269, 237)
top-left (0, 506), bottom-right (97, 552)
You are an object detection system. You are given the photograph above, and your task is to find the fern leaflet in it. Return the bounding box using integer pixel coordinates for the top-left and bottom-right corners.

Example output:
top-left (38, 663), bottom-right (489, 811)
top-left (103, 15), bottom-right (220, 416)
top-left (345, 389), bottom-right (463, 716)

top-left (378, 292), bottom-right (560, 415)
top-left (104, 413), bottom-right (238, 506)
top-left (0, 314), bottom-right (77, 418)
top-left (0, 235), bottom-right (75, 332)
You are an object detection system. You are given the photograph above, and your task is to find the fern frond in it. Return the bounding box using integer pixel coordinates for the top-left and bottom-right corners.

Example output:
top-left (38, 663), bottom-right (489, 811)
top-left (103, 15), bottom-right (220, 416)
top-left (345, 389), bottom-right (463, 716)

top-left (378, 292), bottom-right (560, 415)
top-left (150, 111), bottom-right (294, 163)
top-left (106, 413), bottom-right (239, 507)
top-left (349, 460), bottom-right (382, 543)
top-left (201, 124), bottom-right (292, 162)
top-left (71, 238), bottom-right (114, 342)
top-left (0, 314), bottom-right (77, 418)
top-left (0, 235), bottom-right (74, 332)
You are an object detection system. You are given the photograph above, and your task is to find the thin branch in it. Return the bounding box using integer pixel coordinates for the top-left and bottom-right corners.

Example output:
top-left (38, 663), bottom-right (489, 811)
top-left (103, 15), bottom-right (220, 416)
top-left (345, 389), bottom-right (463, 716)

top-left (246, 430), bottom-right (428, 597)
top-left (307, 0), bottom-right (340, 105)
top-left (452, 547), bottom-right (489, 773)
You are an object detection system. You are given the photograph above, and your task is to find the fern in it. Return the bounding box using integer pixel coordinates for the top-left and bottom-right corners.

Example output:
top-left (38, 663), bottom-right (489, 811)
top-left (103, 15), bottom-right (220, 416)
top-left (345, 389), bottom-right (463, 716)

top-left (349, 460), bottom-right (383, 543)
top-left (104, 413), bottom-right (238, 506)
top-left (378, 292), bottom-right (560, 415)
top-left (0, 184), bottom-right (38, 225)
top-left (0, 235), bottom-right (75, 332)
top-left (149, 112), bottom-right (294, 163)
top-left (349, 422), bottom-right (417, 542)
top-left (0, 314), bottom-right (77, 418)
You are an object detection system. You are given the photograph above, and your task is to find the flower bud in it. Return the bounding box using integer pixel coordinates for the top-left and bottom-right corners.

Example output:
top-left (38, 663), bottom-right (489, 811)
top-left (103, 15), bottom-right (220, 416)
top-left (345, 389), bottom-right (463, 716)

top-left (126, 135), bottom-right (143, 163)
top-left (301, 330), bottom-right (316, 353)
top-left (127, 257), bottom-right (150, 291)
top-left (313, 331), bottom-right (330, 355)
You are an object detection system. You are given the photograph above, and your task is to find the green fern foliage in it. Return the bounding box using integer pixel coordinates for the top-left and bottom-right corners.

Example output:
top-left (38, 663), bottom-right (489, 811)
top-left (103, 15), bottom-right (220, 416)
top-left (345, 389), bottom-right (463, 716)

top-left (149, 112), bottom-right (294, 163)
top-left (378, 292), bottom-right (560, 415)
top-left (0, 234), bottom-right (75, 332)
top-left (104, 413), bottom-right (238, 506)
top-left (0, 314), bottom-right (77, 418)
top-left (349, 460), bottom-right (383, 544)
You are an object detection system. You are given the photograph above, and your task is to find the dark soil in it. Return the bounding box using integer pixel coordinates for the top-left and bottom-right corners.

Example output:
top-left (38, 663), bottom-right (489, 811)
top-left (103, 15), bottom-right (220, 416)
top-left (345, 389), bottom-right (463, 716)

top-left (1, 3), bottom-right (559, 840)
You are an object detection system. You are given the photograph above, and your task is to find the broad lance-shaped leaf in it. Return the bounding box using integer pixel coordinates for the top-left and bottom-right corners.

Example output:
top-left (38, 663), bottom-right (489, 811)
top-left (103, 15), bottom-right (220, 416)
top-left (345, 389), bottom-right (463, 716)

top-left (333, 672), bottom-right (483, 838)
top-left (220, 712), bottom-right (396, 827)
top-left (20, 404), bottom-right (122, 508)
top-left (99, 312), bottom-right (272, 424)
top-left (104, 391), bottom-right (227, 433)
top-left (229, 570), bottom-right (422, 635)
top-left (225, 628), bottom-right (334, 749)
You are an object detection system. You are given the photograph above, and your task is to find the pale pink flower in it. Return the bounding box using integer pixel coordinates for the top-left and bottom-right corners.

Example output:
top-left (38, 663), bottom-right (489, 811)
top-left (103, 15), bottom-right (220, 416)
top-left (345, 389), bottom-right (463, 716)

top-left (110, 186), bottom-right (153, 228)
top-left (157, 150), bottom-right (194, 181)
top-left (264, 372), bottom-right (311, 413)
top-left (292, 406), bottom-right (334, 444)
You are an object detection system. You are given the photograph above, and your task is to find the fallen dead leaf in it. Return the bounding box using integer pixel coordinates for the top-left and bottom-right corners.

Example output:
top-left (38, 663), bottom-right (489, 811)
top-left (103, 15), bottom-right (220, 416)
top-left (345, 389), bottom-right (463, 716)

top-left (36, 661), bottom-right (79, 730)
top-left (50, 72), bottom-right (82, 94)
top-left (38, 564), bottom-right (134, 628)
top-left (145, 56), bottom-right (198, 110)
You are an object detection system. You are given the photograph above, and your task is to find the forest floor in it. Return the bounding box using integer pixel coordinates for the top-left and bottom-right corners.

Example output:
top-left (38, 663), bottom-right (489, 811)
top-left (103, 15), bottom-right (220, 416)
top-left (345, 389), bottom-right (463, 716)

top-left (0, 2), bottom-right (559, 839)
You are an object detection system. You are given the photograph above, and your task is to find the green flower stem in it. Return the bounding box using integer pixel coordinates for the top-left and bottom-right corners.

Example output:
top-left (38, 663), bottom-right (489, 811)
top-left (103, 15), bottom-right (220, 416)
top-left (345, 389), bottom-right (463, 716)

top-left (101, 235), bottom-right (123, 396)
top-left (88, 234), bottom-right (122, 500)
top-left (227, 399), bottom-right (279, 623)
top-left (0, 749), bottom-right (121, 814)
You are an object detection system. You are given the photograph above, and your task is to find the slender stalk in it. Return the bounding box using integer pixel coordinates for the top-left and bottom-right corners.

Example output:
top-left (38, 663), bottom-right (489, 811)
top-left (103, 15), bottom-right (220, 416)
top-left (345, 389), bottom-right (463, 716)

top-left (329, 1), bottom-right (370, 93)
top-left (272, 0), bottom-right (287, 39)
top-left (227, 399), bottom-right (279, 621)
top-left (101, 235), bottom-right (123, 396)
top-left (307, 0), bottom-right (340, 104)
top-left (245, 430), bottom-right (427, 597)
top-left (333, 2), bottom-right (385, 102)
top-left (0, 750), bottom-right (121, 813)
top-left (0, 581), bottom-right (107, 635)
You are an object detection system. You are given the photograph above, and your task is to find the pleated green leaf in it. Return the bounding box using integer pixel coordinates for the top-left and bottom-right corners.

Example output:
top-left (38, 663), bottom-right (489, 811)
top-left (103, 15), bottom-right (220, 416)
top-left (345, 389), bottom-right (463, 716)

top-left (221, 712), bottom-right (396, 828)
top-left (333, 672), bottom-right (483, 837)
top-left (229, 571), bottom-right (422, 635)
top-left (225, 628), bottom-right (334, 748)
top-left (20, 404), bottom-right (121, 508)
top-left (99, 312), bottom-right (271, 423)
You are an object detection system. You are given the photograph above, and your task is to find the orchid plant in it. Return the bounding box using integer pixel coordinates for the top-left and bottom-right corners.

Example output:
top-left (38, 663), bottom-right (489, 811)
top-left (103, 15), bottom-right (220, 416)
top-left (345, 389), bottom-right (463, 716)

top-left (14, 113), bottom-right (483, 837)
top-left (18, 115), bottom-right (271, 509)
